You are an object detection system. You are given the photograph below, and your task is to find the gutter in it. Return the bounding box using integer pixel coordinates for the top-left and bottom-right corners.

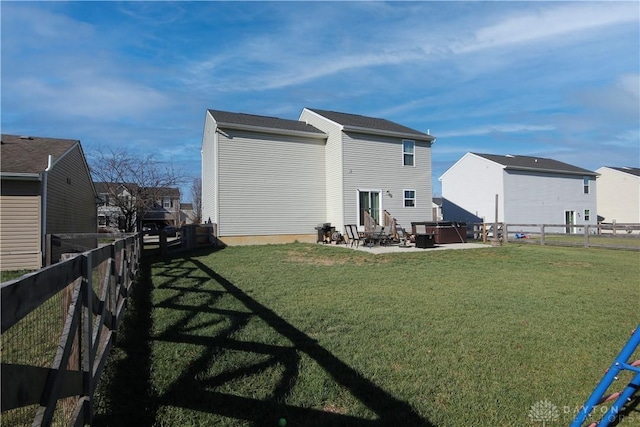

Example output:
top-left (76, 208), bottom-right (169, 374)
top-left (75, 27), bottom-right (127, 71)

top-left (503, 166), bottom-right (599, 177)
top-left (215, 122), bottom-right (327, 140)
top-left (341, 125), bottom-right (436, 142)
top-left (0, 173), bottom-right (41, 181)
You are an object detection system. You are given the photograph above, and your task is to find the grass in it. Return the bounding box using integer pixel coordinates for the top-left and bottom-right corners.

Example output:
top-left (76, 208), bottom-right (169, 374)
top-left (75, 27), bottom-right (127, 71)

top-left (93, 243), bottom-right (640, 426)
top-left (510, 232), bottom-right (640, 249)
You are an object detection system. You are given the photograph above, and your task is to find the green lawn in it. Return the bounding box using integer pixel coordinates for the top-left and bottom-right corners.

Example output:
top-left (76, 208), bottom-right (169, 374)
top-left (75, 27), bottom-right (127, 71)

top-left (94, 243), bottom-right (640, 426)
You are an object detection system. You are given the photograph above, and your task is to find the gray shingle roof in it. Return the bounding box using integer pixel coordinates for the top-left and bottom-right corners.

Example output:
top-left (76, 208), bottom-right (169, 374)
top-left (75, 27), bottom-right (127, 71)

top-left (307, 108), bottom-right (432, 139)
top-left (608, 166), bottom-right (640, 177)
top-left (473, 153), bottom-right (597, 176)
top-left (1, 134), bottom-right (78, 174)
top-left (208, 109), bottom-right (325, 135)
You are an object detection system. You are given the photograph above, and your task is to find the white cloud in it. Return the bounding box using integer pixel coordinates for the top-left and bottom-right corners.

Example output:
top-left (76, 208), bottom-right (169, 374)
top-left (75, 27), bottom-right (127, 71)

top-left (437, 124), bottom-right (556, 138)
top-left (10, 74), bottom-right (170, 120)
top-left (453, 2), bottom-right (639, 54)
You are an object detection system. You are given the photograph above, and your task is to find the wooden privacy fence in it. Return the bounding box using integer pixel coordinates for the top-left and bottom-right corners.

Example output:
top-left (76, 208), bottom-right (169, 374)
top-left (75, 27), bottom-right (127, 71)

top-left (1, 234), bottom-right (140, 426)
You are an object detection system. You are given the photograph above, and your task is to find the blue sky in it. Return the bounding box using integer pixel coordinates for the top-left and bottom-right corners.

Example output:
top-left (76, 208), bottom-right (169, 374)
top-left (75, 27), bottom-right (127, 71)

top-left (2, 1), bottom-right (639, 201)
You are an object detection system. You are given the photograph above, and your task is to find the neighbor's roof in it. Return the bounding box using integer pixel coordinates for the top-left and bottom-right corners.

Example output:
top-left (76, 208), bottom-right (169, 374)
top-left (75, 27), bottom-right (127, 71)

top-left (1, 134), bottom-right (79, 175)
top-left (473, 153), bottom-right (597, 176)
top-left (306, 108), bottom-right (434, 140)
top-left (94, 182), bottom-right (180, 198)
top-left (208, 109), bottom-right (325, 136)
top-left (605, 166), bottom-right (640, 177)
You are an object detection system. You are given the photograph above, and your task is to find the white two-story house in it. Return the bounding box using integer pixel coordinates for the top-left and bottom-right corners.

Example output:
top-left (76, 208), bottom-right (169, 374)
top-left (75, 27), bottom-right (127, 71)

top-left (596, 166), bottom-right (640, 225)
top-left (439, 152), bottom-right (598, 233)
top-left (201, 108), bottom-right (435, 245)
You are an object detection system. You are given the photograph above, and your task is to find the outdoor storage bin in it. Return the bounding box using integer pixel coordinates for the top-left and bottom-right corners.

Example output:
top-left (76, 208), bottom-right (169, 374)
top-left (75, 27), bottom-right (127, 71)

top-left (415, 233), bottom-right (435, 248)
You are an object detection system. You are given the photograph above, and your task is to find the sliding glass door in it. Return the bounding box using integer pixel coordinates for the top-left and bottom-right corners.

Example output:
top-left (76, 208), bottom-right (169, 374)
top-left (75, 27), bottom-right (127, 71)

top-left (358, 190), bottom-right (381, 227)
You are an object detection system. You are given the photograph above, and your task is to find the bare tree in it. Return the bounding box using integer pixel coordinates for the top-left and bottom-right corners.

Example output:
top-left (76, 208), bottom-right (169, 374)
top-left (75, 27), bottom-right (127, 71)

top-left (91, 147), bottom-right (185, 232)
top-left (190, 176), bottom-right (202, 224)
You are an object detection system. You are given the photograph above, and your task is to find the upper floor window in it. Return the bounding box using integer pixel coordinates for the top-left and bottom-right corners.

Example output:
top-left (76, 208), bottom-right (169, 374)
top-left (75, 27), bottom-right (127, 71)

top-left (583, 176), bottom-right (590, 194)
top-left (163, 198), bottom-right (171, 208)
top-left (584, 209), bottom-right (591, 221)
top-left (403, 140), bottom-right (415, 166)
top-left (404, 190), bottom-right (416, 207)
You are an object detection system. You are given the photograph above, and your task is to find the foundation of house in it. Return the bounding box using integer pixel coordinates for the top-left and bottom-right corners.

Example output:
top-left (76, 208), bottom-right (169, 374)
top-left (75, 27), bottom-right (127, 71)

top-left (218, 234), bottom-right (317, 246)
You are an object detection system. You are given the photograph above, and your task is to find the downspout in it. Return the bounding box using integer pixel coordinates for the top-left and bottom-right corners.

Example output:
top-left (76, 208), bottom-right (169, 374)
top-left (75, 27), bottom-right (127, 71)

top-left (42, 155), bottom-right (53, 266)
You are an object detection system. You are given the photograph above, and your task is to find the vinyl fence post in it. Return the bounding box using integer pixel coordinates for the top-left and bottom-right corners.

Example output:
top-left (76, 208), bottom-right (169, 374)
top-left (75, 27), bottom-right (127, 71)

top-left (540, 224), bottom-right (545, 246)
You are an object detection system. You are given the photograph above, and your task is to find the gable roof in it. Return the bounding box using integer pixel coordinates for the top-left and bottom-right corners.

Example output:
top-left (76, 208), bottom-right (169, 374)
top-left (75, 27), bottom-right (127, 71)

top-left (94, 182), bottom-right (180, 198)
top-left (1, 134), bottom-right (78, 176)
top-left (472, 153), bottom-right (597, 176)
top-left (305, 108), bottom-right (434, 141)
top-left (605, 166), bottom-right (640, 177)
top-left (208, 109), bottom-right (326, 138)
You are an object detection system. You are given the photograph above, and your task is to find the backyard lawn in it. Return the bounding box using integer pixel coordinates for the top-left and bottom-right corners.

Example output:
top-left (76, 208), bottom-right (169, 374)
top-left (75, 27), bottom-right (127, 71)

top-left (94, 243), bottom-right (640, 426)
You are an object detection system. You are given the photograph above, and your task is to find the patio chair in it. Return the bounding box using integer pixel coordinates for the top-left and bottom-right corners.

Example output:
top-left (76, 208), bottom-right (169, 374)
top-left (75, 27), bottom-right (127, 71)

top-left (397, 227), bottom-right (410, 247)
top-left (366, 225), bottom-right (386, 247)
top-left (344, 224), bottom-right (361, 248)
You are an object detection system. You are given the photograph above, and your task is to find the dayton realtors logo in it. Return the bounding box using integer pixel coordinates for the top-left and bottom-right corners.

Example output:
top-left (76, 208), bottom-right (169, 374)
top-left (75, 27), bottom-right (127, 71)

top-left (529, 400), bottom-right (560, 426)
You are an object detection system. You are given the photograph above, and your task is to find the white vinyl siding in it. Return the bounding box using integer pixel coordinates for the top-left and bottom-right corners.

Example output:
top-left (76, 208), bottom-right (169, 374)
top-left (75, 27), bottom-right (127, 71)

top-left (441, 153), bottom-right (597, 231)
top-left (342, 132), bottom-right (432, 228)
top-left (201, 113), bottom-right (218, 225)
top-left (441, 153), bottom-right (504, 223)
top-left (596, 167), bottom-right (640, 223)
top-left (504, 171), bottom-right (597, 229)
top-left (299, 109), bottom-right (344, 230)
top-left (216, 129), bottom-right (326, 236)
top-left (0, 195), bottom-right (42, 270)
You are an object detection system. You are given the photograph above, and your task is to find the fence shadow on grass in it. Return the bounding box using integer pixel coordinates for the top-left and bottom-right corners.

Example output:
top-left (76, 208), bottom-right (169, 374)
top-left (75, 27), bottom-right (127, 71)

top-left (93, 260), bottom-right (157, 427)
top-left (140, 248), bottom-right (434, 427)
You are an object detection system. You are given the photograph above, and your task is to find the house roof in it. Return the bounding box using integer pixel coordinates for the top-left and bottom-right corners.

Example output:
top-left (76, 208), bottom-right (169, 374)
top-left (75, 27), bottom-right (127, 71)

top-left (208, 109), bottom-right (325, 137)
top-left (605, 166), bottom-right (640, 177)
top-left (306, 108), bottom-right (434, 141)
top-left (94, 182), bottom-right (180, 198)
top-left (1, 134), bottom-right (78, 176)
top-left (472, 153), bottom-right (597, 176)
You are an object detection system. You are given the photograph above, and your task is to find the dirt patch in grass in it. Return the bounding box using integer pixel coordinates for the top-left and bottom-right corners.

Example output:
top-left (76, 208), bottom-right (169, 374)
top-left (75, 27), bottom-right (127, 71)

top-left (286, 252), bottom-right (345, 266)
top-left (322, 403), bottom-right (348, 414)
top-left (285, 247), bottom-right (377, 266)
top-left (550, 261), bottom-right (594, 268)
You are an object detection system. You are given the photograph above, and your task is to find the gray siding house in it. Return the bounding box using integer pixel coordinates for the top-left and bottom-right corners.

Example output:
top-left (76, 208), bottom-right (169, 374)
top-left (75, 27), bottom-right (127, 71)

top-left (440, 152), bottom-right (598, 232)
top-left (1, 134), bottom-right (97, 270)
top-left (202, 108), bottom-right (435, 244)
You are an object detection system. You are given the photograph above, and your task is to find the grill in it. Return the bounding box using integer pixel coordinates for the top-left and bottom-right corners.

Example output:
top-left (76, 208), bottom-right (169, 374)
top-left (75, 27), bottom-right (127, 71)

top-left (315, 223), bottom-right (335, 244)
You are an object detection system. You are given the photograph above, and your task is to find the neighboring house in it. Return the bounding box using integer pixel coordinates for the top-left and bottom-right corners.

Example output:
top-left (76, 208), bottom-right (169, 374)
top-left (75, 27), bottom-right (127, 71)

top-left (180, 203), bottom-right (196, 225)
top-left (596, 166), bottom-right (640, 224)
top-left (1, 134), bottom-right (97, 270)
top-left (96, 182), bottom-right (133, 231)
top-left (433, 196), bottom-right (483, 225)
top-left (439, 152), bottom-right (598, 232)
top-left (96, 182), bottom-right (181, 231)
top-left (202, 108), bottom-right (435, 244)
top-left (431, 197), bottom-right (444, 221)
top-left (143, 187), bottom-right (181, 228)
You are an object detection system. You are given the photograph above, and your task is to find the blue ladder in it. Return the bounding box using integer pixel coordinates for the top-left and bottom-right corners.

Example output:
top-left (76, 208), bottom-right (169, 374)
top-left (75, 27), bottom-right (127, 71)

top-left (571, 325), bottom-right (640, 427)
